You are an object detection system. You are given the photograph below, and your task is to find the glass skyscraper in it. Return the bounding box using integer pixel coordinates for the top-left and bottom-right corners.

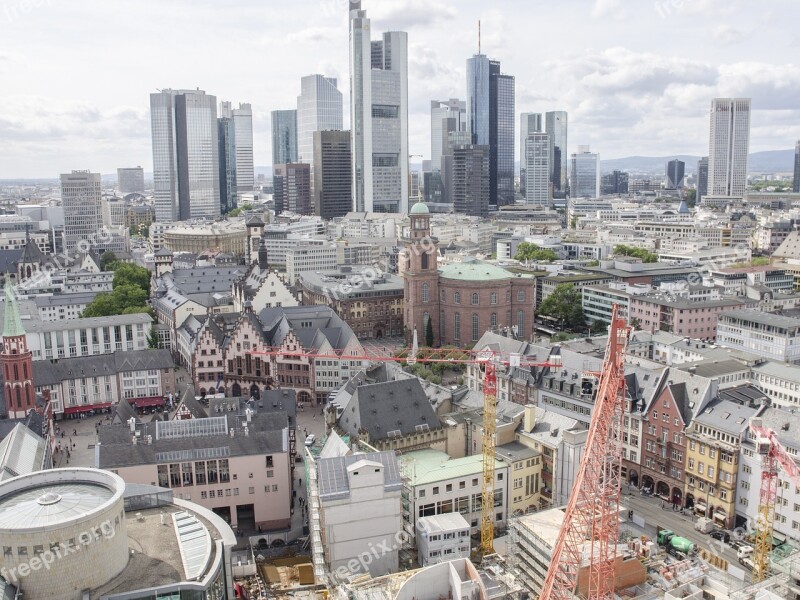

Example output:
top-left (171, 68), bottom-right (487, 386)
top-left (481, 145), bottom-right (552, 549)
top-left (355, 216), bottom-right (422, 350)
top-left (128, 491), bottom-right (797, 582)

top-left (569, 145), bottom-right (600, 199)
top-left (794, 141), bottom-right (800, 194)
top-left (708, 98), bottom-right (750, 197)
top-left (665, 159), bottom-right (685, 190)
top-left (271, 109), bottom-right (298, 166)
top-left (297, 75), bottom-right (343, 165)
top-left (545, 111), bottom-right (568, 197)
top-left (150, 89), bottom-right (220, 221)
top-left (349, 2), bottom-right (408, 213)
top-left (697, 157), bottom-right (708, 204)
top-left (520, 112), bottom-right (542, 195)
top-left (524, 132), bottom-right (551, 206)
top-left (218, 101), bottom-right (254, 214)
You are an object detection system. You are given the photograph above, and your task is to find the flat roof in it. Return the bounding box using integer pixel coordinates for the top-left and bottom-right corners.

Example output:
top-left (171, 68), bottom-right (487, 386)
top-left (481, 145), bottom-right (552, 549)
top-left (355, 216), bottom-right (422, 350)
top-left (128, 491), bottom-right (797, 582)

top-left (719, 309), bottom-right (800, 328)
top-left (417, 512), bottom-right (470, 534)
top-left (402, 449), bottom-right (504, 486)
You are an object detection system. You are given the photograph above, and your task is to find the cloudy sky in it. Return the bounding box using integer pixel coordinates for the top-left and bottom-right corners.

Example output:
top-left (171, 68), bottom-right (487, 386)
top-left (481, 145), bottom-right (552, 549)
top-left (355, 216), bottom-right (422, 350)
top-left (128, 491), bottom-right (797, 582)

top-left (1, 0), bottom-right (799, 178)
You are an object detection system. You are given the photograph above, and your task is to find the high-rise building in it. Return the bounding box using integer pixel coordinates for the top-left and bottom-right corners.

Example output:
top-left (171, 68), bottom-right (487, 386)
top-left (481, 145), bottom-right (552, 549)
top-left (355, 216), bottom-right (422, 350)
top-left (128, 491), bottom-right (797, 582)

top-left (117, 167), bottom-right (145, 194)
top-left (665, 159), bottom-right (686, 190)
top-left (524, 132), bottom-right (551, 206)
top-left (545, 111), bottom-right (568, 197)
top-left (697, 157), bottom-right (708, 204)
top-left (520, 113), bottom-right (542, 195)
top-left (440, 131), bottom-right (471, 206)
top-left (313, 130), bottom-right (352, 219)
top-left (350, 3), bottom-right (408, 213)
top-left (708, 98), bottom-right (751, 197)
top-left (467, 54), bottom-right (514, 207)
top-left (61, 170), bottom-right (102, 252)
top-left (569, 146), bottom-right (600, 199)
top-left (150, 89), bottom-right (220, 221)
top-left (793, 141), bottom-right (800, 193)
top-left (452, 145), bottom-right (490, 217)
top-left (431, 99), bottom-right (466, 173)
top-left (600, 170), bottom-right (629, 195)
top-left (297, 75), bottom-right (343, 164)
top-left (273, 163), bottom-right (312, 216)
top-left (271, 109), bottom-right (298, 166)
top-left (217, 101), bottom-right (254, 214)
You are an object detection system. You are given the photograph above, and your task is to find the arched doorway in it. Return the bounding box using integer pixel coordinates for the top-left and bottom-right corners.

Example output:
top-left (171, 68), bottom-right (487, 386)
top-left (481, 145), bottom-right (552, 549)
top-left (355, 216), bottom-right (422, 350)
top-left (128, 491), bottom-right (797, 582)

top-left (628, 470), bottom-right (639, 488)
top-left (199, 387), bottom-right (207, 396)
top-left (685, 493), bottom-right (695, 509)
top-left (298, 391), bottom-right (312, 405)
top-left (249, 384), bottom-right (260, 399)
top-left (231, 383), bottom-right (241, 398)
top-left (656, 481), bottom-right (670, 499)
top-left (641, 475), bottom-right (655, 493)
top-left (672, 487), bottom-right (683, 507)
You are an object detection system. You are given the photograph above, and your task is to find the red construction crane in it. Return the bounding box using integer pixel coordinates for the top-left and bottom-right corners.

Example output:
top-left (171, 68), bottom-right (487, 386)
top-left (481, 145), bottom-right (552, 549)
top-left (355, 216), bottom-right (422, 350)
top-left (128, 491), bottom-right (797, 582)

top-left (251, 330), bottom-right (562, 554)
top-left (539, 305), bottom-right (631, 600)
top-left (749, 417), bottom-right (800, 582)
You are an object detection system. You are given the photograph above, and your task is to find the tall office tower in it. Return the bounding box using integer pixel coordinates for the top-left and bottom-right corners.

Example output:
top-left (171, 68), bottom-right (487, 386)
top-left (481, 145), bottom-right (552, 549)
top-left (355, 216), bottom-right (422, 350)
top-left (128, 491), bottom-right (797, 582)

top-left (117, 167), bottom-right (145, 194)
top-left (350, 3), bottom-right (409, 213)
top-left (665, 159), bottom-right (686, 190)
top-left (313, 130), bottom-right (352, 219)
top-left (218, 101), bottom-right (254, 213)
top-left (545, 111), bottom-right (568, 197)
top-left (297, 75), bottom-right (343, 164)
top-left (793, 141), bottom-right (800, 193)
top-left (569, 145), bottom-right (600, 198)
top-left (271, 109), bottom-right (298, 165)
top-left (697, 157), bottom-right (708, 204)
top-left (452, 144), bottom-right (490, 217)
top-left (708, 98), bottom-right (751, 197)
top-left (524, 132), bottom-right (552, 206)
top-left (273, 164), bottom-right (312, 216)
top-left (431, 99), bottom-right (467, 172)
top-left (600, 170), bottom-right (629, 195)
top-left (520, 112), bottom-right (543, 195)
top-left (467, 54), bottom-right (515, 207)
top-left (150, 89), bottom-right (220, 221)
top-left (61, 170), bottom-right (102, 252)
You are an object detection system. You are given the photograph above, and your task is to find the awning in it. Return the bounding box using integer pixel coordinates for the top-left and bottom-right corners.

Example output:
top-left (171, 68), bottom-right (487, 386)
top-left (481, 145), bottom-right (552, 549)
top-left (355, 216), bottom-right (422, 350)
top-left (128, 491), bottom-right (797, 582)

top-left (63, 402), bottom-right (112, 415)
top-left (130, 397), bottom-right (165, 408)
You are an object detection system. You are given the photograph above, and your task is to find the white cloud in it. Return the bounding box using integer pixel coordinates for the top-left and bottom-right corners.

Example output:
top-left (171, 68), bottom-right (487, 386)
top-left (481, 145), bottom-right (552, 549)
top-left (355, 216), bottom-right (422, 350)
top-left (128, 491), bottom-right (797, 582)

top-left (712, 25), bottom-right (746, 45)
top-left (592, 0), bottom-right (625, 20)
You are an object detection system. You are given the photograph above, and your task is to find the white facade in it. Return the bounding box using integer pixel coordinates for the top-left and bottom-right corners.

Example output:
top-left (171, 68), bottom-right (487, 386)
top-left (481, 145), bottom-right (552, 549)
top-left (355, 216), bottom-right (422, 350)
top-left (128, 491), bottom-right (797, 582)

top-left (285, 242), bottom-right (338, 284)
top-left (61, 170), bottom-right (102, 252)
top-left (416, 513), bottom-right (471, 567)
top-left (751, 362), bottom-right (800, 409)
top-left (220, 101), bottom-right (255, 198)
top-left (717, 310), bottom-right (800, 364)
top-left (297, 75), bottom-right (343, 165)
top-left (524, 132), bottom-right (552, 207)
top-left (708, 98), bottom-right (751, 198)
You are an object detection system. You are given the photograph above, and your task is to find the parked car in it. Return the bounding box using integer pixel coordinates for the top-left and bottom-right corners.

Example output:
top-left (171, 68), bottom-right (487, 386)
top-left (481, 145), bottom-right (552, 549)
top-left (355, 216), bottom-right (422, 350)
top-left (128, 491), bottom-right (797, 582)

top-left (710, 530), bottom-right (731, 544)
top-left (305, 434), bottom-right (316, 447)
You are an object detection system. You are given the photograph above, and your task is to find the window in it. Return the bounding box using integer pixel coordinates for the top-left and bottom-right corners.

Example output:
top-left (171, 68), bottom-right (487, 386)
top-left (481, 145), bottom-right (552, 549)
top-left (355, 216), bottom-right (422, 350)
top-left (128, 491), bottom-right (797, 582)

top-left (517, 311), bottom-right (525, 336)
top-left (472, 293), bottom-right (479, 306)
top-left (433, 486), bottom-right (440, 495)
top-left (454, 292), bottom-right (460, 304)
top-left (454, 313), bottom-right (461, 340)
top-left (422, 283), bottom-right (430, 303)
top-left (491, 292), bottom-right (497, 305)
top-left (419, 489), bottom-right (426, 498)
top-left (517, 289), bottom-right (525, 302)
top-left (472, 314), bottom-right (479, 341)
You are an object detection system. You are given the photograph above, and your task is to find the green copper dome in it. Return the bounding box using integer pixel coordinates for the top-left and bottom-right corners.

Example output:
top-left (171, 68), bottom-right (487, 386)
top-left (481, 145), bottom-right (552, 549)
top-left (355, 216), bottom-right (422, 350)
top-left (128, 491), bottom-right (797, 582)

top-left (410, 201), bottom-right (429, 215)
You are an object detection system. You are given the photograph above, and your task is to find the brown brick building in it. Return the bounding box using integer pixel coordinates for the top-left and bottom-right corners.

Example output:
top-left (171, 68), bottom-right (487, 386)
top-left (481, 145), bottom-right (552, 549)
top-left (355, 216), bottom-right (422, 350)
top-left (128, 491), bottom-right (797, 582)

top-left (401, 202), bottom-right (535, 346)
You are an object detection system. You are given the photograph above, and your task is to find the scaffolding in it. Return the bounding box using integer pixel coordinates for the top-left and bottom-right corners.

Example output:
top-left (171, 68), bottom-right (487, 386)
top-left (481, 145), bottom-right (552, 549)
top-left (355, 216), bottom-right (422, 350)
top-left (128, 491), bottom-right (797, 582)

top-left (305, 446), bottom-right (326, 585)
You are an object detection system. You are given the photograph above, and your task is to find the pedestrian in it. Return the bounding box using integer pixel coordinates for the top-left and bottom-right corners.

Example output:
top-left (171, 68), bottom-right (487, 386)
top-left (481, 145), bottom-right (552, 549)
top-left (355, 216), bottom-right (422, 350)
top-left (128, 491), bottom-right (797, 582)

top-left (299, 478), bottom-right (302, 486)
top-left (73, 429), bottom-right (77, 436)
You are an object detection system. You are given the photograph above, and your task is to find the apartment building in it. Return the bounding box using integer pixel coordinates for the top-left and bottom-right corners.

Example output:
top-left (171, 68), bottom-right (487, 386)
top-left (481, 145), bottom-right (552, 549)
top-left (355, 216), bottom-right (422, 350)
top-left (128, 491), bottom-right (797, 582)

top-left (416, 513), bottom-right (471, 567)
top-left (629, 294), bottom-right (751, 340)
top-left (717, 309), bottom-right (800, 364)
top-left (751, 361), bottom-right (800, 409)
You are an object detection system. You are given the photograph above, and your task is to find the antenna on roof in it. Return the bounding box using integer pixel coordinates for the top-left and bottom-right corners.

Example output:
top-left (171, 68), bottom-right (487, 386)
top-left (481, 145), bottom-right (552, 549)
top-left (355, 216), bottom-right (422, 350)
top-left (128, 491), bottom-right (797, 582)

top-left (478, 20), bottom-right (481, 54)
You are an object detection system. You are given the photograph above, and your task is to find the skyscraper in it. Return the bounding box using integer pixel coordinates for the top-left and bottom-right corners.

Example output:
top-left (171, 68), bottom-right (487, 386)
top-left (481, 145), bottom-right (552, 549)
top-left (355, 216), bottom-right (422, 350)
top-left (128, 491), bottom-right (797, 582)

top-left (431, 99), bottom-right (466, 172)
top-left (793, 141), bottom-right (800, 194)
top-left (569, 146), bottom-right (600, 199)
top-left (520, 112), bottom-right (542, 195)
top-left (545, 111), bottom-right (568, 197)
top-left (61, 170), bottom-right (102, 252)
top-left (273, 164), bottom-right (312, 216)
top-left (600, 171), bottom-right (629, 195)
top-left (708, 98), bottom-right (751, 197)
top-left (313, 130), bottom-right (352, 219)
top-left (697, 157), bottom-right (708, 204)
top-left (150, 89), bottom-right (220, 221)
top-left (297, 75), bottom-right (343, 164)
top-left (452, 144), bottom-right (490, 217)
top-left (350, 3), bottom-right (409, 213)
top-left (271, 109), bottom-right (298, 166)
top-left (524, 132), bottom-right (551, 206)
top-left (467, 54), bottom-right (514, 207)
top-left (217, 101), bottom-right (254, 214)
top-left (665, 159), bottom-right (686, 190)
top-left (117, 167), bottom-right (145, 194)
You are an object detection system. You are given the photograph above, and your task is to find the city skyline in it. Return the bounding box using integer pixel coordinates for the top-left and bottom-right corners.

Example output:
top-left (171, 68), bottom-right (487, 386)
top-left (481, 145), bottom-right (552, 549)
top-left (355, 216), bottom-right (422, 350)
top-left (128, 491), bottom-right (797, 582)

top-left (2, 0), bottom-right (800, 178)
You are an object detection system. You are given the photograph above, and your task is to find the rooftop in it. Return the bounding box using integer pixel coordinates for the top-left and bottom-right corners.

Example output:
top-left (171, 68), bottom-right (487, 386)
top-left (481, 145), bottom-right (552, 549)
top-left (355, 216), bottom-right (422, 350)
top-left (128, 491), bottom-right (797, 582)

top-left (719, 309), bottom-right (800, 329)
top-left (439, 261), bottom-right (520, 282)
top-left (402, 449), bottom-right (504, 487)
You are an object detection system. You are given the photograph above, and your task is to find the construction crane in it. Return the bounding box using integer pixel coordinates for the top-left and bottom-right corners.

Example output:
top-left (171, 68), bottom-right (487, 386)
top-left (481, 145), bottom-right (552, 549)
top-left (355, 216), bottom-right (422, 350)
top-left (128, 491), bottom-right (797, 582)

top-left (250, 329), bottom-right (562, 554)
top-left (539, 305), bottom-right (631, 600)
top-left (749, 417), bottom-right (800, 582)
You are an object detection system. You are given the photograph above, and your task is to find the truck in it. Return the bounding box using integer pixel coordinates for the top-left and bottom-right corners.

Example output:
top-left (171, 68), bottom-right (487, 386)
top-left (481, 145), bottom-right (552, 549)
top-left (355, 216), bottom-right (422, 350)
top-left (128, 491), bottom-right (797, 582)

top-left (695, 517), bottom-right (714, 534)
top-left (657, 529), bottom-right (697, 556)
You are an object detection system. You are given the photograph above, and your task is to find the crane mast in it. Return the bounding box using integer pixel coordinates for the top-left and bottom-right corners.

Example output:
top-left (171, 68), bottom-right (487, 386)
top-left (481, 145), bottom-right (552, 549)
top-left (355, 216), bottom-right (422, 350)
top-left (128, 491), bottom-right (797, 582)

top-left (539, 305), bottom-right (631, 600)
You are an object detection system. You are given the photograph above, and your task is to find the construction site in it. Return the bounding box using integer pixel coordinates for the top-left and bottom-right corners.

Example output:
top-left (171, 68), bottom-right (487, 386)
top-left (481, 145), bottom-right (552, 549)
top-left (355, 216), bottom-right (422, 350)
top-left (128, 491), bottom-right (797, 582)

top-left (230, 308), bottom-right (800, 600)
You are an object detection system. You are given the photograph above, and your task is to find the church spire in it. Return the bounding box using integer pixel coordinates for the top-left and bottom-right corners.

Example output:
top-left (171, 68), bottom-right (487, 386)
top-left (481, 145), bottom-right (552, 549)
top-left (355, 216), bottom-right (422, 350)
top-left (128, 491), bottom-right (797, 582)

top-left (3, 281), bottom-right (26, 338)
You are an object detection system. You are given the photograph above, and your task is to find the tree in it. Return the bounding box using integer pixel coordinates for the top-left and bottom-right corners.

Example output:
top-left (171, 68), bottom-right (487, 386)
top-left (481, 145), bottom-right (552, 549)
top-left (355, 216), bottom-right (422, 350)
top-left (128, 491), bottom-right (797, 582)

top-left (630, 317), bottom-right (642, 330)
top-left (113, 263), bottom-right (151, 295)
top-left (586, 259), bottom-right (600, 267)
top-left (148, 325), bottom-right (161, 349)
top-left (590, 320), bottom-right (608, 335)
top-left (99, 251), bottom-right (117, 271)
top-left (514, 242), bottom-right (557, 262)
top-left (425, 317), bottom-right (434, 347)
top-left (538, 284), bottom-right (585, 330)
top-left (613, 244), bottom-right (658, 263)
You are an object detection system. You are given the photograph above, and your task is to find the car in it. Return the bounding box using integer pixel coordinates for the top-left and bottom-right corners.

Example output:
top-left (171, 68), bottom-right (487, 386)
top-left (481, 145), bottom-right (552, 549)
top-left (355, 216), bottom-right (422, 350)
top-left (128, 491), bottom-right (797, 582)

top-left (304, 434), bottom-right (316, 447)
top-left (710, 530), bottom-right (730, 544)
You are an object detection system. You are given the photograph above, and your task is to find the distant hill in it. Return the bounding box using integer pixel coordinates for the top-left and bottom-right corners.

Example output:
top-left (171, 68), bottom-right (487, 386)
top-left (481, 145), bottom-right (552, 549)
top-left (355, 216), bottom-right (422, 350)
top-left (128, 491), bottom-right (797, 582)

top-left (600, 149), bottom-right (796, 176)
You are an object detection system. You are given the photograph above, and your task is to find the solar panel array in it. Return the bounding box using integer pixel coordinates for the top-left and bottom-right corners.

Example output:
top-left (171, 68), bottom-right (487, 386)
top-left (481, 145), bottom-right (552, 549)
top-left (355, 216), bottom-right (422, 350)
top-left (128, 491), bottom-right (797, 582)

top-left (154, 446), bottom-right (231, 463)
top-left (156, 416), bottom-right (228, 440)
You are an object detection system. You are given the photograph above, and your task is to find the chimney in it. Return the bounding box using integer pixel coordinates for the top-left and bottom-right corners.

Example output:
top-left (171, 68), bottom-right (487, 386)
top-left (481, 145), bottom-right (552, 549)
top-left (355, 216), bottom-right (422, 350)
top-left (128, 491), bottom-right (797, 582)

top-left (523, 404), bottom-right (536, 432)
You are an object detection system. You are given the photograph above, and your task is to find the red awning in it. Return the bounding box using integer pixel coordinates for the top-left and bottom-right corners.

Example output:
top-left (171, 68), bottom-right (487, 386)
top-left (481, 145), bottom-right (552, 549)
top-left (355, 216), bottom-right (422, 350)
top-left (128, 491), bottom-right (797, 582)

top-left (130, 397), bottom-right (165, 408)
top-left (63, 402), bottom-right (112, 415)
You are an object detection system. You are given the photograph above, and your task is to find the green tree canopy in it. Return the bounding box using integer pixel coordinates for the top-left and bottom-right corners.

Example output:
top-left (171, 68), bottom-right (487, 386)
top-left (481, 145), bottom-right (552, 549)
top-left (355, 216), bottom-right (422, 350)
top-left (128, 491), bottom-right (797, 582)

top-left (514, 242), bottom-right (557, 262)
top-left (83, 262), bottom-right (152, 317)
top-left (538, 284), bottom-right (585, 330)
top-left (613, 244), bottom-right (658, 263)
top-left (99, 251), bottom-right (117, 271)
top-left (113, 263), bottom-right (151, 295)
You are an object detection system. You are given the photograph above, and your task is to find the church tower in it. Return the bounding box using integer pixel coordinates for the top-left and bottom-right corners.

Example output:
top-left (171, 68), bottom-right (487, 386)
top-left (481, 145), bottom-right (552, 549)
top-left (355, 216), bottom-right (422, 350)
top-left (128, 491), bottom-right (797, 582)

top-left (400, 202), bottom-right (439, 345)
top-left (245, 215), bottom-right (265, 266)
top-left (2, 282), bottom-right (35, 419)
